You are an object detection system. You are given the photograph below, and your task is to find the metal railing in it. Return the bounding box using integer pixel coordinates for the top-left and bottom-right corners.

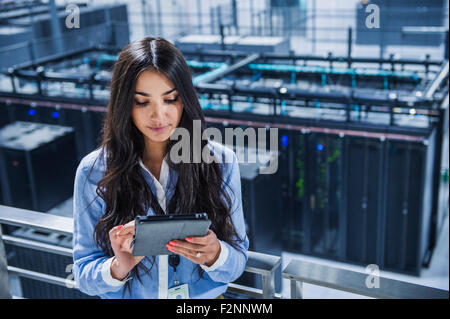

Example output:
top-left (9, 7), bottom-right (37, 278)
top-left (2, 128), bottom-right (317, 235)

top-left (0, 204), bottom-right (281, 299)
top-left (282, 259), bottom-right (449, 299)
top-left (1, 204), bottom-right (449, 299)
top-left (0, 223), bottom-right (11, 298)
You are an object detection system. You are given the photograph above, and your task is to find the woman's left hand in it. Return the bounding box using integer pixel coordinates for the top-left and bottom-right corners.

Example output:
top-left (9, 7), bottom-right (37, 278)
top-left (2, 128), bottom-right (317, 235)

top-left (166, 229), bottom-right (221, 267)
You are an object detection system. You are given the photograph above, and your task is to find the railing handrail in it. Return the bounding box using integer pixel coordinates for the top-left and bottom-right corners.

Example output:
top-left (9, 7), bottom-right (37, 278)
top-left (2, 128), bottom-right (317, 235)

top-left (0, 205), bottom-right (72, 236)
top-left (0, 205), bottom-right (281, 299)
top-left (1, 234), bottom-right (73, 257)
top-left (282, 259), bottom-right (449, 299)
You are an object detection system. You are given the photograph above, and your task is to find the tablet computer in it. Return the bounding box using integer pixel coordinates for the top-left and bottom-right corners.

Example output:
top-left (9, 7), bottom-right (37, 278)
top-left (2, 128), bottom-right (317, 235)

top-left (131, 213), bottom-right (211, 256)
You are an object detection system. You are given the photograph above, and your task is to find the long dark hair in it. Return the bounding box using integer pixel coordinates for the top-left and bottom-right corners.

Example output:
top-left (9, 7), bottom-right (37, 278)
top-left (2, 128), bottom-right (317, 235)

top-left (89, 37), bottom-right (243, 297)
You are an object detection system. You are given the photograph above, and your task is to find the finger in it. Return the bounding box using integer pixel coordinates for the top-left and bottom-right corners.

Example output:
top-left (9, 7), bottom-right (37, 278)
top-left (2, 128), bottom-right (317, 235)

top-left (167, 246), bottom-right (196, 261)
top-left (117, 222), bottom-right (135, 236)
top-left (167, 244), bottom-right (204, 259)
top-left (117, 232), bottom-right (134, 240)
top-left (109, 225), bottom-right (123, 236)
top-left (117, 226), bottom-right (135, 236)
top-left (185, 229), bottom-right (215, 245)
top-left (123, 220), bottom-right (135, 228)
top-left (122, 236), bottom-right (134, 252)
top-left (168, 240), bottom-right (204, 251)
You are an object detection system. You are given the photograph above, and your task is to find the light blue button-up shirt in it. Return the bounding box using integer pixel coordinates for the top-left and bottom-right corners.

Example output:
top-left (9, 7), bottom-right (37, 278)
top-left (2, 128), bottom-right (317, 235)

top-left (72, 140), bottom-right (249, 298)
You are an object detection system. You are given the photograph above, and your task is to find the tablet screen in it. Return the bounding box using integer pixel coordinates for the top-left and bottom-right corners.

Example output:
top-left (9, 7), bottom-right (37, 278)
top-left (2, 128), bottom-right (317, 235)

top-left (131, 214), bottom-right (211, 256)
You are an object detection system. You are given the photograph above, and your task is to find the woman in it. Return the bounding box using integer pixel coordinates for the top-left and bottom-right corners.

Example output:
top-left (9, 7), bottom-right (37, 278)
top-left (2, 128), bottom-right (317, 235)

top-left (72, 37), bottom-right (249, 299)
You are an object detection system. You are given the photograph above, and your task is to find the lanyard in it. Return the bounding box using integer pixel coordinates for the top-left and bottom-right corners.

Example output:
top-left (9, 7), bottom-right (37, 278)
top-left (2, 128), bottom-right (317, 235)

top-left (168, 254), bottom-right (180, 285)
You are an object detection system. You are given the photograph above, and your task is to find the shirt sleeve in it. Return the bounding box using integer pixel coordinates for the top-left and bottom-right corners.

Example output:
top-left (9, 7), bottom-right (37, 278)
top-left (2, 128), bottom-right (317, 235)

top-left (101, 257), bottom-right (132, 286)
top-left (72, 159), bottom-right (126, 296)
top-left (201, 150), bottom-right (250, 283)
top-left (200, 240), bottom-right (229, 272)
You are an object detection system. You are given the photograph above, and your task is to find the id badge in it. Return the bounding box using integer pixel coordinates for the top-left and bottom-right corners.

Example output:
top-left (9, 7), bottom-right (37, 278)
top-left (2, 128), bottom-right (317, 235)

top-left (168, 284), bottom-right (189, 299)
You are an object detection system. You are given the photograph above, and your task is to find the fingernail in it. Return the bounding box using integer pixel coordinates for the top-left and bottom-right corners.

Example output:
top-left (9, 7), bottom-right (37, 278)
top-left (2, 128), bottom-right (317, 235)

top-left (166, 244), bottom-right (173, 250)
top-left (118, 225), bottom-right (123, 230)
top-left (185, 237), bottom-right (193, 242)
top-left (169, 241), bottom-right (177, 246)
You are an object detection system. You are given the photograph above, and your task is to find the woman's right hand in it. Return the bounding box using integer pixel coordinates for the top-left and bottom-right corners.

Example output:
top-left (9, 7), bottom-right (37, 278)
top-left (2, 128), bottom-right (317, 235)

top-left (108, 220), bottom-right (144, 280)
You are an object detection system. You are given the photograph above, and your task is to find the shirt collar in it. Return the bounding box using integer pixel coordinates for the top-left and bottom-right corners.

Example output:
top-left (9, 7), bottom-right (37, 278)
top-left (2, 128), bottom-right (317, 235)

top-left (138, 153), bottom-right (169, 192)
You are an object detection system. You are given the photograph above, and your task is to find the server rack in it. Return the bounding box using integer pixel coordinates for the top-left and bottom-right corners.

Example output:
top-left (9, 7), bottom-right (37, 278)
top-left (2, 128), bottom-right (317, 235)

top-left (381, 136), bottom-right (436, 274)
top-left (281, 128), bottom-right (438, 275)
top-left (0, 101), bottom-right (104, 161)
top-left (190, 51), bottom-right (447, 275)
top-left (0, 103), bottom-right (8, 129)
top-left (0, 121), bottom-right (77, 213)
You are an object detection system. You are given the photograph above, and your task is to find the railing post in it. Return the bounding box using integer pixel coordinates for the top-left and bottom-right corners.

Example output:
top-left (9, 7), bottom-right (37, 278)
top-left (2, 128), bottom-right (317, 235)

top-left (0, 226), bottom-right (12, 299)
top-left (8, 68), bottom-right (17, 94)
top-left (347, 27), bottom-right (353, 68)
top-left (261, 273), bottom-right (275, 299)
top-left (290, 279), bottom-right (303, 299)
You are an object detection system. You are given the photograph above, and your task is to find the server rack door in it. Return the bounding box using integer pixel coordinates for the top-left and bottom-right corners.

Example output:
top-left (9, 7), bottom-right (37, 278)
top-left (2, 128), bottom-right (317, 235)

top-left (384, 141), bottom-right (427, 275)
top-left (32, 133), bottom-right (78, 212)
top-left (307, 133), bottom-right (343, 259)
top-left (0, 148), bottom-right (33, 210)
top-left (284, 131), bottom-right (308, 253)
top-left (0, 102), bottom-right (9, 129)
top-left (346, 137), bottom-right (383, 266)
